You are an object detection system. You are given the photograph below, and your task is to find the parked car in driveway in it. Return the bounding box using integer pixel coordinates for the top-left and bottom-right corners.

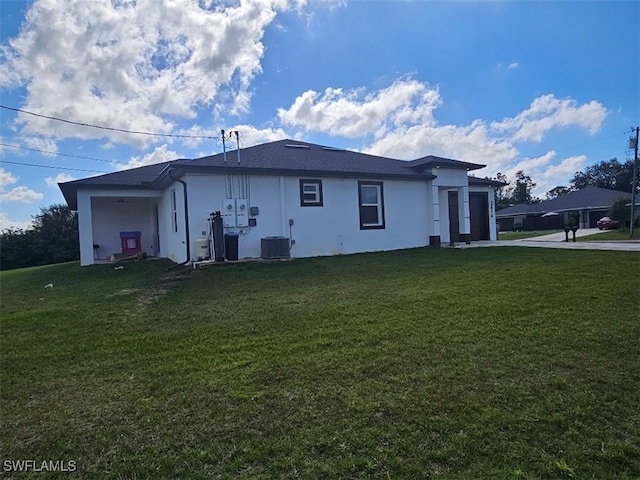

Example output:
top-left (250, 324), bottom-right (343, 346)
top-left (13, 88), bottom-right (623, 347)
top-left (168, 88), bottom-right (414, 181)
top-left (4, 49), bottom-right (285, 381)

top-left (596, 216), bottom-right (619, 230)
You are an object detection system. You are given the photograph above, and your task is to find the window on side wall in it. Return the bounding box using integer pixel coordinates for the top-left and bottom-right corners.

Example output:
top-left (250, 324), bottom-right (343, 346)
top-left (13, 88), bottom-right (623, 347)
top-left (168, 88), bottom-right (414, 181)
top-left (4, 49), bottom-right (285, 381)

top-left (358, 181), bottom-right (385, 229)
top-left (299, 179), bottom-right (323, 207)
top-left (171, 189), bottom-right (178, 233)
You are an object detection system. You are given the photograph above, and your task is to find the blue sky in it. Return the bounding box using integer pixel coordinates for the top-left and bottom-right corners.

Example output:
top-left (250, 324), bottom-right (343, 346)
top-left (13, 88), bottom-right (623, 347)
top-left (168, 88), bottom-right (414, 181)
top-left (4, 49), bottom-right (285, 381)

top-left (1, 0), bottom-right (638, 230)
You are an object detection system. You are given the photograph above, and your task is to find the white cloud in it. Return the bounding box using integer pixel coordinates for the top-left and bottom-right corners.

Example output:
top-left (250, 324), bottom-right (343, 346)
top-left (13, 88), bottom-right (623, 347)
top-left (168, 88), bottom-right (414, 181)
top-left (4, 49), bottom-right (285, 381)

top-left (497, 62), bottom-right (519, 71)
top-left (501, 150), bottom-right (558, 180)
top-left (543, 155), bottom-right (587, 179)
top-left (232, 125), bottom-right (289, 147)
top-left (277, 79), bottom-right (609, 191)
top-left (23, 137), bottom-right (59, 154)
top-left (497, 152), bottom-right (588, 199)
top-left (278, 79), bottom-right (441, 139)
top-left (0, 167), bottom-right (44, 205)
top-left (490, 94), bottom-right (607, 142)
top-left (0, 186), bottom-right (44, 203)
top-left (119, 144), bottom-right (180, 170)
top-left (0, 168), bottom-right (18, 188)
top-left (365, 120), bottom-right (518, 166)
top-left (0, 212), bottom-right (33, 231)
top-left (0, 0), bottom-right (310, 148)
top-left (45, 173), bottom-right (76, 188)
top-left (277, 78), bottom-right (517, 165)
top-left (534, 155), bottom-right (587, 197)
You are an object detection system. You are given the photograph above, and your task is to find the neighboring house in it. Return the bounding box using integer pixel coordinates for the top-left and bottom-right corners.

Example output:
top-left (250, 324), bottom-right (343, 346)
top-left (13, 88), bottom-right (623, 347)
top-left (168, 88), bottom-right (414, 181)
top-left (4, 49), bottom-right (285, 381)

top-left (496, 186), bottom-right (637, 231)
top-left (59, 139), bottom-right (503, 266)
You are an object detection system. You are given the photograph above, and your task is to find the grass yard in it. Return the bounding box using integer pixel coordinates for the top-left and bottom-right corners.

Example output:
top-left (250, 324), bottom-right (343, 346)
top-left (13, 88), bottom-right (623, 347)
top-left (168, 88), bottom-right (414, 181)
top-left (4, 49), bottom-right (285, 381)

top-left (499, 230), bottom-right (561, 240)
top-left (1, 248), bottom-right (639, 479)
top-left (577, 229), bottom-right (640, 242)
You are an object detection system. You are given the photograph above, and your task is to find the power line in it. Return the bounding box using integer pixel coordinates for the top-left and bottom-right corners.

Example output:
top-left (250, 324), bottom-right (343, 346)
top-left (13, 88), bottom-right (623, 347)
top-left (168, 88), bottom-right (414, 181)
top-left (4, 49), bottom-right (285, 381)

top-left (0, 142), bottom-right (126, 165)
top-left (0, 104), bottom-right (218, 140)
top-left (0, 159), bottom-right (107, 173)
top-left (549, 131), bottom-right (628, 155)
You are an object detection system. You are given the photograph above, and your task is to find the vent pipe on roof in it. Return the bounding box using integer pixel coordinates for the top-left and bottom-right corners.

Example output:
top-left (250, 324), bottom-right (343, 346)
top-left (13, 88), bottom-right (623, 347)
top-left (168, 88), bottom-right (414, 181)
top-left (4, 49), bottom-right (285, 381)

top-left (235, 131), bottom-right (241, 164)
top-left (221, 129), bottom-right (227, 164)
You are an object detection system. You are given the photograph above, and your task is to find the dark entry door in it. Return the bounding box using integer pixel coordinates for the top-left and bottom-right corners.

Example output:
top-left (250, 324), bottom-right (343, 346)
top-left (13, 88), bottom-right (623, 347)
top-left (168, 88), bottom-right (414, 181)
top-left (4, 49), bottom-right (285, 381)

top-left (469, 192), bottom-right (489, 241)
top-left (448, 191), bottom-right (460, 243)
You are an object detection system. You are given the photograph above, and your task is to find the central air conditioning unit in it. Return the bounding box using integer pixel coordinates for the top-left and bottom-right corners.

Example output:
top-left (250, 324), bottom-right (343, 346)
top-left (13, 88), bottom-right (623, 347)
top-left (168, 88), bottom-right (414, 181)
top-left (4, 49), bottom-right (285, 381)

top-left (261, 237), bottom-right (290, 259)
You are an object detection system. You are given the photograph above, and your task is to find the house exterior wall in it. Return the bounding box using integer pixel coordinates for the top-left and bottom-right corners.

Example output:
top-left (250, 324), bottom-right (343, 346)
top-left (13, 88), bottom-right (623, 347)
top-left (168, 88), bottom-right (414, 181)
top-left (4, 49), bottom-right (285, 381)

top-left (76, 170), bottom-right (497, 266)
top-left (182, 173), bottom-right (431, 260)
top-left (438, 189), bottom-right (453, 243)
top-left (432, 169), bottom-right (469, 187)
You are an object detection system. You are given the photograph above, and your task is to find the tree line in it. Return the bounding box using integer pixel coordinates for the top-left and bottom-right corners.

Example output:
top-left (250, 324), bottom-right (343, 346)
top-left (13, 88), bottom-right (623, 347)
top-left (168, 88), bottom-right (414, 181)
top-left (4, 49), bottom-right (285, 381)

top-left (494, 157), bottom-right (636, 210)
top-left (1, 204), bottom-right (79, 271)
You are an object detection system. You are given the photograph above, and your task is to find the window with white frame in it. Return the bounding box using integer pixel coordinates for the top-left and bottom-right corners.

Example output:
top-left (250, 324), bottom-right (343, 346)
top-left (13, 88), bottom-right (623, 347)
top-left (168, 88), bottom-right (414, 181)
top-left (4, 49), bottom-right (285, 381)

top-left (358, 181), bottom-right (385, 229)
top-left (299, 179), bottom-right (323, 207)
top-left (171, 189), bottom-right (178, 233)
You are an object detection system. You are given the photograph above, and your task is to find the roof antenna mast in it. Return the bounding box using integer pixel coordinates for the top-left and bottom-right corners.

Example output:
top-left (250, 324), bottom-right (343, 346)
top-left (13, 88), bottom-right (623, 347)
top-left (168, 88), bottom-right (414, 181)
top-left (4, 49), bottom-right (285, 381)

top-left (235, 131), bottom-right (241, 164)
top-left (221, 129), bottom-right (227, 164)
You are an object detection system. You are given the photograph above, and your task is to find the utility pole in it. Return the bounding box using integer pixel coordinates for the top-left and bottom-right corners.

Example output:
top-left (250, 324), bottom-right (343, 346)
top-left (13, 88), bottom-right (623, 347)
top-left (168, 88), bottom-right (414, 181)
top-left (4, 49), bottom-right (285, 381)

top-left (631, 126), bottom-right (639, 238)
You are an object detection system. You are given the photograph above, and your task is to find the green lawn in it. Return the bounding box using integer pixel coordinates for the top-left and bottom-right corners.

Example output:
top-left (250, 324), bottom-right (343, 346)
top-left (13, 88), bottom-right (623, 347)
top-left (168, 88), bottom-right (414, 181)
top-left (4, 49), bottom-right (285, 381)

top-left (499, 230), bottom-right (561, 240)
top-left (577, 229), bottom-right (640, 242)
top-left (2, 249), bottom-right (639, 479)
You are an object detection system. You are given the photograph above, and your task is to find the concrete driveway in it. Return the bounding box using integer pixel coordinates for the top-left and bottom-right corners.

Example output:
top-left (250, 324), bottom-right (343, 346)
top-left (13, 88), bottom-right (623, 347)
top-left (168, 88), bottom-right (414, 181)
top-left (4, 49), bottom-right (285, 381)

top-left (523, 228), bottom-right (605, 242)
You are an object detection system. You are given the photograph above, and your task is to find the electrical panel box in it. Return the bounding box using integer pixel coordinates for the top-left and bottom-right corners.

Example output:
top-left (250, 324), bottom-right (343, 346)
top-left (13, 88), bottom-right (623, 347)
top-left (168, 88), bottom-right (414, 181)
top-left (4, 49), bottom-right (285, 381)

top-left (236, 199), bottom-right (249, 227)
top-left (222, 199), bottom-right (236, 227)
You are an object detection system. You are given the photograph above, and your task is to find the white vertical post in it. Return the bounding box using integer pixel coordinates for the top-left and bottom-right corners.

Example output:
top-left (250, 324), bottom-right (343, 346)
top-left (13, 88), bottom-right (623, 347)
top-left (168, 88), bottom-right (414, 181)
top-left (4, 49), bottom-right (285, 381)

top-left (431, 186), bottom-right (440, 236)
top-left (279, 176), bottom-right (288, 237)
top-left (77, 191), bottom-right (95, 266)
top-left (461, 186), bottom-right (471, 235)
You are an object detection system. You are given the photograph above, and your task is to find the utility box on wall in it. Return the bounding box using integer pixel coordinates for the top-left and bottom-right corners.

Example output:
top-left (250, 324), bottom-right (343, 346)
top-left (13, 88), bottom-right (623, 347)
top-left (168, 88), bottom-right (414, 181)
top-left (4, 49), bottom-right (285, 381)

top-left (222, 199), bottom-right (236, 227)
top-left (222, 199), bottom-right (250, 228)
top-left (120, 231), bottom-right (142, 254)
top-left (236, 199), bottom-right (248, 227)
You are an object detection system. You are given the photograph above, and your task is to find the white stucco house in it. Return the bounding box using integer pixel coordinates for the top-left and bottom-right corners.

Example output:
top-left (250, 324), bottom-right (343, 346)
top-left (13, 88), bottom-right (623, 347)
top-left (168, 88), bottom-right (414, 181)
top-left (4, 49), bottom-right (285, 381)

top-left (59, 139), bottom-right (503, 266)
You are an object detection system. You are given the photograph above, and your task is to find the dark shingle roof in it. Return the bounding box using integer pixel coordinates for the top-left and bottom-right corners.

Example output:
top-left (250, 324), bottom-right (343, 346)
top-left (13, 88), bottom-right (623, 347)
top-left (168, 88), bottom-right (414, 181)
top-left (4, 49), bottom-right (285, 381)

top-left (496, 186), bottom-right (634, 217)
top-left (59, 161), bottom-right (178, 209)
top-left (495, 203), bottom-right (548, 216)
top-left (468, 176), bottom-right (506, 187)
top-left (182, 140), bottom-right (441, 177)
top-left (60, 139), bottom-right (485, 209)
top-left (408, 155), bottom-right (485, 171)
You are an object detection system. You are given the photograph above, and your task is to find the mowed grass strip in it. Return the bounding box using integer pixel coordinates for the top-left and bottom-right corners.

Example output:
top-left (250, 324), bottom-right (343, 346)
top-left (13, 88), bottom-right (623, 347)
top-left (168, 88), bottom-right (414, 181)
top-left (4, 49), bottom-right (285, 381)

top-left (499, 230), bottom-right (562, 240)
top-left (1, 248), bottom-right (639, 479)
top-left (577, 229), bottom-right (640, 242)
